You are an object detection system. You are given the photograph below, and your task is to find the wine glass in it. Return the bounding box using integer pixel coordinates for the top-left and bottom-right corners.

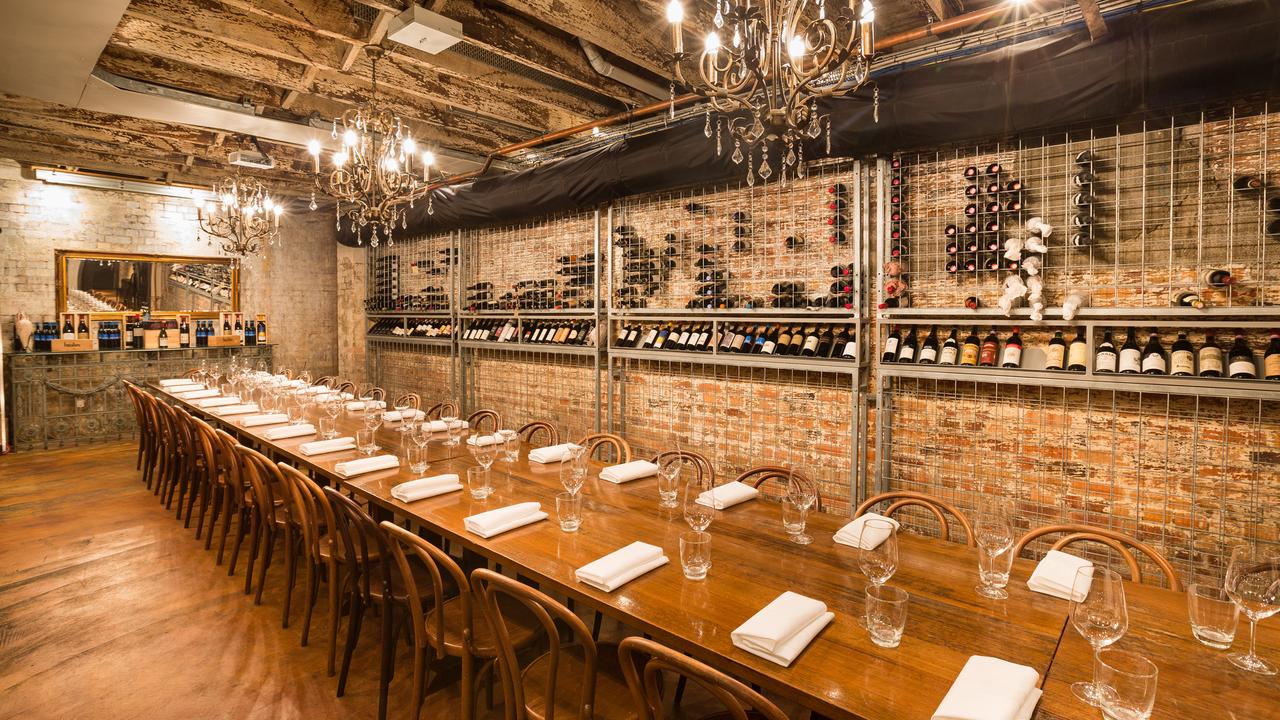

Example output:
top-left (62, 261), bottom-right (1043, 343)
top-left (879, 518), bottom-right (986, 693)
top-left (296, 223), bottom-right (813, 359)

top-left (785, 472), bottom-right (816, 545)
top-left (469, 434), bottom-right (496, 473)
top-left (298, 369), bottom-right (312, 386)
top-left (322, 397), bottom-right (342, 439)
top-left (859, 519), bottom-right (899, 587)
top-left (974, 496), bottom-right (1016, 599)
top-left (1070, 566), bottom-right (1129, 705)
top-left (559, 462), bottom-right (585, 496)
top-left (1224, 545), bottom-right (1280, 675)
top-left (657, 455), bottom-right (683, 509)
top-left (683, 480), bottom-right (714, 532)
top-left (393, 396), bottom-right (412, 432)
top-left (442, 415), bottom-right (462, 447)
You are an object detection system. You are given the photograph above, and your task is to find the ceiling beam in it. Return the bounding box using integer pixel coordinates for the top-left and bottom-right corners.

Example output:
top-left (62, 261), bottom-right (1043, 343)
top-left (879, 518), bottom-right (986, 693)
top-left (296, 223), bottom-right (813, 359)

top-left (486, 0), bottom-right (671, 78)
top-left (110, 15), bottom-right (311, 90)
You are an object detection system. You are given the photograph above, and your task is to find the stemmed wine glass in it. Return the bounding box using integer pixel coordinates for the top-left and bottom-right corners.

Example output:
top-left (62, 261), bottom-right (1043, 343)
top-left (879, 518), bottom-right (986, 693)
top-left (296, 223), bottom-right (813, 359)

top-left (1224, 544), bottom-right (1280, 675)
top-left (859, 519), bottom-right (899, 587)
top-left (362, 406), bottom-right (383, 452)
top-left (393, 396), bottom-right (412, 431)
top-left (656, 454), bottom-right (683, 509)
top-left (974, 497), bottom-right (1016, 599)
top-left (1070, 566), bottom-right (1129, 705)
top-left (497, 429), bottom-right (519, 465)
top-left (298, 369), bottom-right (312, 386)
top-left (683, 479), bottom-right (714, 532)
top-left (559, 462), bottom-right (586, 496)
top-left (442, 414), bottom-right (462, 447)
top-left (784, 472), bottom-right (816, 545)
top-left (470, 434), bottom-right (496, 475)
top-left (322, 397), bottom-right (342, 439)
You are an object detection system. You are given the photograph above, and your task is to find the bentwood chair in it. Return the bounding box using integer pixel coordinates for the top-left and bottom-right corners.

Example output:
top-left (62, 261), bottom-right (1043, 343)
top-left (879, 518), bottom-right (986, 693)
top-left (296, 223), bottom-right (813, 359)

top-left (470, 568), bottom-right (635, 720)
top-left (212, 429), bottom-right (253, 569)
top-left (277, 463), bottom-right (341, 670)
top-left (233, 444), bottom-right (298, 608)
top-left (426, 401), bottom-right (458, 420)
top-left (393, 392), bottom-right (422, 411)
top-left (1014, 524), bottom-right (1183, 590)
top-left (315, 375), bottom-right (337, 386)
top-left (652, 450), bottom-right (716, 488)
top-left (855, 491), bottom-right (975, 547)
top-left (151, 400), bottom-right (185, 508)
top-left (735, 466), bottom-right (823, 512)
top-left (122, 381), bottom-right (150, 475)
top-left (358, 384), bottom-right (387, 402)
top-left (171, 407), bottom-right (206, 524)
top-left (187, 416), bottom-right (225, 543)
top-left (382, 522), bottom-right (543, 720)
top-left (466, 409), bottom-right (501, 434)
top-left (618, 636), bottom-right (788, 720)
top-left (333, 380), bottom-right (357, 395)
top-left (579, 433), bottom-right (632, 464)
top-left (518, 421), bottom-right (560, 447)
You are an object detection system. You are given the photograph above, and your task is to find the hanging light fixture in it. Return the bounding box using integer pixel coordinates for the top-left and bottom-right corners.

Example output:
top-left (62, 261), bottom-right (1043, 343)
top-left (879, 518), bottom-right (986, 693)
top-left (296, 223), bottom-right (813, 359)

top-left (667, 0), bottom-right (878, 184)
top-left (305, 44), bottom-right (437, 248)
top-left (196, 174), bottom-right (283, 257)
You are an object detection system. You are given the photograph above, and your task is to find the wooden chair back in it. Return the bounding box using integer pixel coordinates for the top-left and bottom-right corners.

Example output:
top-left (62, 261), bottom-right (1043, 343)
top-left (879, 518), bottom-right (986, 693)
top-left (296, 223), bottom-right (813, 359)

top-left (315, 375), bottom-right (336, 386)
top-left (392, 392), bottom-right (421, 411)
top-left (232, 445), bottom-right (286, 527)
top-left (651, 450), bottom-right (715, 488)
top-left (426, 401), bottom-right (458, 420)
top-left (333, 380), bottom-right (357, 394)
top-left (471, 568), bottom-right (598, 720)
top-left (467, 409), bottom-right (501, 434)
top-left (381, 522), bottom-right (470, 662)
top-left (518, 421), bottom-right (560, 447)
top-left (734, 465), bottom-right (823, 512)
top-left (618, 636), bottom-right (788, 720)
top-left (322, 487), bottom-right (392, 602)
top-left (1013, 524), bottom-right (1182, 590)
top-left (278, 464), bottom-right (322, 566)
top-left (213, 429), bottom-right (245, 496)
top-left (855, 491), bottom-right (975, 547)
top-left (183, 368), bottom-right (201, 379)
top-left (357, 384), bottom-right (386, 401)
top-left (578, 433), bottom-right (632, 464)
top-left (189, 416), bottom-right (222, 487)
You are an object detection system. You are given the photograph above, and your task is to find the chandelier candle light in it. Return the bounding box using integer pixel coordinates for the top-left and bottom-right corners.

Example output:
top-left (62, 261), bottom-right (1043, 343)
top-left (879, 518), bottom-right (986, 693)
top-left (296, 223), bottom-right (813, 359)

top-left (667, 0), bottom-right (877, 184)
top-left (197, 175), bottom-right (283, 257)
top-left (306, 44), bottom-right (437, 248)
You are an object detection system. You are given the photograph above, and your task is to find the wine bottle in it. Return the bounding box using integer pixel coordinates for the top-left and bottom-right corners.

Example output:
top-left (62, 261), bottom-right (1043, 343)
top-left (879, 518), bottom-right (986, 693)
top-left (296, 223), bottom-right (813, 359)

top-left (1264, 330), bottom-right (1280, 380)
top-left (785, 236), bottom-right (804, 250)
top-left (179, 319), bottom-right (191, 348)
top-left (751, 325), bottom-right (769, 354)
top-left (1075, 150), bottom-right (1098, 165)
top-left (61, 316), bottom-right (75, 341)
top-left (945, 224), bottom-right (958, 237)
top-left (731, 211), bottom-right (751, 224)
top-left (1233, 176), bottom-right (1263, 191)
top-left (964, 166), bottom-right (978, 178)
top-left (1201, 269), bottom-right (1235, 287)
top-left (840, 328), bottom-right (858, 360)
top-left (77, 316), bottom-right (89, 340)
top-left (234, 316), bottom-right (244, 340)
top-left (882, 327), bottom-right (901, 363)
top-left (1170, 332), bottom-right (1195, 376)
top-left (801, 326), bottom-right (821, 357)
top-left (1173, 291), bottom-right (1205, 309)
top-left (1198, 333), bottom-right (1224, 377)
top-left (918, 326), bottom-right (939, 364)
top-left (938, 329), bottom-right (959, 365)
top-left (158, 325), bottom-right (169, 349)
top-left (758, 326), bottom-right (778, 355)
top-left (244, 319), bottom-right (257, 346)
top-left (897, 327), bottom-right (918, 362)
top-left (830, 263), bottom-right (854, 277)
top-left (1045, 331), bottom-right (1067, 371)
top-left (986, 162), bottom-right (1003, 176)
top-left (966, 185), bottom-right (980, 198)
top-left (1118, 328), bottom-right (1142, 373)
top-left (1140, 332), bottom-right (1167, 375)
top-left (1228, 332), bottom-right (1257, 379)
top-left (787, 325), bottom-right (805, 354)
top-left (1002, 328), bottom-right (1023, 368)
top-left (959, 327), bottom-right (981, 366)
top-left (978, 329), bottom-right (1001, 366)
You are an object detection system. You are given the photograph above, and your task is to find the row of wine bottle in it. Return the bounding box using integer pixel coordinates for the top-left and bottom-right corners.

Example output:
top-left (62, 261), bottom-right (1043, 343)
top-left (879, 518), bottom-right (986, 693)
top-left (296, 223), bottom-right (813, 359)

top-left (367, 318), bottom-right (454, 338)
top-left (461, 319), bottom-right (598, 346)
top-left (882, 326), bottom-right (1280, 379)
top-left (614, 322), bottom-right (858, 360)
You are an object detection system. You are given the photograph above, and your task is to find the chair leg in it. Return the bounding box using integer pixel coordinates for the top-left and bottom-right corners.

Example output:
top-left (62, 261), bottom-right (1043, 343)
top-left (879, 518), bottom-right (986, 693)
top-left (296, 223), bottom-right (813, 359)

top-left (254, 527), bottom-right (275, 606)
top-left (282, 526), bottom-right (297, 627)
top-left (243, 511), bottom-right (261, 593)
top-left (378, 603), bottom-right (396, 720)
top-left (301, 560), bottom-right (319, 647)
top-left (336, 593), bottom-right (364, 697)
top-left (460, 650), bottom-right (475, 720)
top-left (674, 675), bottom-right (688, 706)
top-left (192, 476), bottom-right (211, 536)
top-left (229, 507), bottom-right (249, 576)
top-left (411, 646), bottom-right (427, 720)
top-left (591, 611), bottom-right (603, 641)
top-left (327, 560), bottom-right (340, 677)
top-left (203, 486), bottom-right (222, 550)
top-left (217, 492), bottom-right (236, 564)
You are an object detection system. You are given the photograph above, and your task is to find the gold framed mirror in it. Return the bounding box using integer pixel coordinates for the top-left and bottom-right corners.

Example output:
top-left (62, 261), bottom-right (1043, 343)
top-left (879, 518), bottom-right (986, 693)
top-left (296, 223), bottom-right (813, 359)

top-left (55, 250), bottom-right (239, 318)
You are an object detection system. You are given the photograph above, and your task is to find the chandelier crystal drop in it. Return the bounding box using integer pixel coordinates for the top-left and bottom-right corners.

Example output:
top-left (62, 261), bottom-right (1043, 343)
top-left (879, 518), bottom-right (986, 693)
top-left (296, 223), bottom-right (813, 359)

top-left (667, 0), bottom-right (877, 182)
top-left (305, 45), bottom-right (437, 248)
top-left (196, 174), bottom-right (283, 257)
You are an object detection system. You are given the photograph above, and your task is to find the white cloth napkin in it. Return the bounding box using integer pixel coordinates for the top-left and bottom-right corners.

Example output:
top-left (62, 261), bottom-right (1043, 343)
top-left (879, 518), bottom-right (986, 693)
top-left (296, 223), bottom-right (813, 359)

top-left (299, 437), bottom-right (356, 456)
top-left (599, 460), bottom-right (660, 484)
top-left (263, 424), bottom-right (316, 441)
top-left (696, 481), bottom-right (759, 509)
top-left (195, 396), bottom-right (239, 408)
top-left (159, 378), bottom-right (195, 387)
top-left (422, 419), bottom-right (468, 433)
top-left (287, 379), bottom-right (307, 388)
top-left (834, 513), bottom-right (902, 550)
top-left (528, 443), bottom-right (580, 464)
top-left (464, 502), bottom-right (548, 538)
top-left (314, 392), bottom-right (354, 402)
top-left (391, 474), bottom-right (462, 502)
top-left (466, 434), bottom-right (499, 447)
top-left (210, 403), bottom-right (260, 416)
top-left (730, 591), bottom-right (834, 667)
top-left (932, 656), bottom-right (1042, 720)
top-left (240, 413), bottom-right (289, 427)
top-left (178, 388), bottom-right (219, 400)
top-left (1027, 550), bottom-right (1094, 601)
top-left (383, 409), bottom-right (426, 422)
top-left (345, 400), bottom-right (386, 411)
top-left (575, 541), bottom-right (669, 592)
top-left (333, 454), bottom-right (400, 478)
top-left (304, 385), bottom-right (331, 394)
top-left (164, 383), bottom-right (204, 393)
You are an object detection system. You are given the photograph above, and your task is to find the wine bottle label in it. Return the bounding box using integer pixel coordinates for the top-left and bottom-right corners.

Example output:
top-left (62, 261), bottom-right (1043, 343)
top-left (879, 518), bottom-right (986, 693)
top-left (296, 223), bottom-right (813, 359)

top-left (762, 340), bottom-right (776, 354)
top-left (883, 337), bottom-right (899, 355)
top-left (1229, 359), bottom-right (1256, 377)
top-left (1141, 353), bottom-right (1166, 373)
top-left (1119, 348), bottom-right (1142, 373)
top-left (1066, 343), bottom-right (1088, 369)
top-left (1096, 350), bottom-right (1117, 372)
top-left (62, 332), bottom-right (74, 341)
top-left (843, 340), bottom-right (858, 358)
top-left (1170, 350), bottom-right (1195, 375)
top-left (696, 331), bottom-right (709, 347)
top-left (1265, 354), bottom-right (1280, 377)
top-left (939, 345), bottom-right (958, 365)
top-left (918, 346), bottom-right (937, 363)
top-left (1045, 344), bottom-right (1066, 369)
top-left (1001, 345), bottom-right (1022, 367)
top-left (676, 331), bottom-right (690, 346)
top-left (803, 336), bottom-right (820, 353)
top-left (898, 345), bottom-right (915, 361)
top-left (960, 343), bottom-right (979, 365)
top-left (731, 335), bottom-right (746, 351)
top-left (640, 329), bottom-right (657, 347)
top-left (1199, 348), bottom-right (1223, 374)
top-left (979, 341), bottom-right (998, 366)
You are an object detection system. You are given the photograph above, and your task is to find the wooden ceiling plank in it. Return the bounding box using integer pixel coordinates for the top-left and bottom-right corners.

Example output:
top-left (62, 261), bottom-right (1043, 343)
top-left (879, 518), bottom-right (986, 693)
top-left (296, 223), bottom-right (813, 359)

top-left (490, 0), bottom-right (670, 78)
top-left (0, 92), bottom-right (222, 148)
top-left (0, 111), bottom-right (205, 157)
top-left (97, 45), bottom-right (285, 109)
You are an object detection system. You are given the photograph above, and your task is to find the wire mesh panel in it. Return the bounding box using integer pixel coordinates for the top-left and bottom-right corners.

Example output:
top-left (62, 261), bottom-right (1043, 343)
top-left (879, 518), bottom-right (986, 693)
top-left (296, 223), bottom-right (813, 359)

top-left (464, 347), bottom-right (599, 443)
top-left (460, 212), bottom-right (598, 312)
top-left (610, 356), bottom-right (859, 515)
top-left (365, 231), bottom-right (455, 313)
top-left (879, 375), bottom-right (1280, 588)
top-left (367, 340), bottom-right (455, 410)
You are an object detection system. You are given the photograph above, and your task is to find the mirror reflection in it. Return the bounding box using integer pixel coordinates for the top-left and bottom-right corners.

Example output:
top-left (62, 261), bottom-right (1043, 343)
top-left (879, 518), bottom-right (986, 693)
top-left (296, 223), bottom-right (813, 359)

top-left (60, 253), bottom-right (236, 314)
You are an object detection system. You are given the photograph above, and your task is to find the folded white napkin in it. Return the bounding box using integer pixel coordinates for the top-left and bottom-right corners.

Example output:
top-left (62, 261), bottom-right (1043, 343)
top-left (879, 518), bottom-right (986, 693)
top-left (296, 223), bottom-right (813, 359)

top-left (696, 481), bottom-right (759, 509)
top-left (345, 400), bottom-right (386, 411)
top-left (314, 392), bottom-right (354, 402)
top-left (464, 502), bottom-right (548, 538)
top-left (195, 396), bottom-right (239, 408)
top-left (299, 437), bottom-right (356, 456)
top-left (730, 591), bottom-right (834, 667)
top-left (333, 454), bottom-right (400, 478)
top-left (159, 378), bottom-right (195, 387)
top-left (240, 413), bottom-right (289, 427)
top-left (391, 474), bottom-right (462, 502)
top-left (599, 460), bottom-right (660, 484)
top-left (932, 656), bottom-right (1042, 720)
top-left (209, 403), bottom-right (260, 416)
top-left (165, 383), bottom-right (204, 393)
top-left (575, 541), bottom-right (669, 592)
top-left (384, 409), bottom-right (426, 422)
top-left (263, 423), bottom-right (316, 441)
top-left (178, 388), bottom-right (219, 400)
top-left (304, 385), bottom-right (331, 394)
top-left (528, 443), bottom-right (580, 464)
top-left (466, 434), bottom-right (499, 447)
top-left (834, 513), bottom-right (902, 550)
top-left (287, 379), bottom-right (307, 388)
top-left (1027, 550), bottom-right (1094, 601)
top-left (423, 419), bottom-right (469, 433)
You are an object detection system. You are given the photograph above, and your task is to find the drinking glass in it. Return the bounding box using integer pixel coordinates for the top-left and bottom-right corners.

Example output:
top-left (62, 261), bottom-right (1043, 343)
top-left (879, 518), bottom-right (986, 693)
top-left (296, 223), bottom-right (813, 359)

top-left (363, 406), bottom-right (383, 431)
top-left (1224, 544), bottom-right (1280, 675)
top-left (403, 443), bottom-right (429, 475)
top-left (324, 397), bottom-right (342, 428)
top-left (1070, 566), bottom-right (1129, 705)
top-left (556, 491), bottom-right (582, 532)
top-left (683, 482), bottom-right (714, 532)
top-left (443, 415), bottom-right (462, 447)
top-left (680, 531), bottom-right (711, 580)
top-left (657, 455), bottom-right (682, 509)
top-left (393, 397), bottom-right (412, 431)
top-left (974, 497), bottom-right (1016, 599)
top-left (318, 416), bottom-right (336, 439)
top-left (259, 389), bottom-right (279, 415)
top-left (356, 429), bottom-right (377, 456)
top-left (858, 519), bottom-right (899, 587)
top-left (782, 496), bottom-right (810, 544)
top-left (470, 435), bottom-right (496, 471)
top-left (1186, 583), bottom-right (1239, 650)
top-left (284, 396), bottom-right (305, 425)
top-left (466, 466), bottom-right (493, 499)
top-left (559, 462), bottom-right (585, 496)
top-left (785, 474), bottom-right (815, 545)
top-left (219, 381), bottom-right (237, 401)
top-left (865, 584), bottom-right (909, 648)
top-left (1095, 649), bottom-right (1158, 720)
top-left (279, 366), bottom-right (292, 380)
top-left (298, 369), bottom-right (312, 386)
top-left (498, 429), bottom-right (519, 464)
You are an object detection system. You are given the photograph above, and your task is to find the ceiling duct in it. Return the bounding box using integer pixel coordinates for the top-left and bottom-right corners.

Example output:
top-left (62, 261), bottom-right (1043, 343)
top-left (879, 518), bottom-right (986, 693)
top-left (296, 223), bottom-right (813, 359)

top-left (579, 40), bottom-right (667, 100)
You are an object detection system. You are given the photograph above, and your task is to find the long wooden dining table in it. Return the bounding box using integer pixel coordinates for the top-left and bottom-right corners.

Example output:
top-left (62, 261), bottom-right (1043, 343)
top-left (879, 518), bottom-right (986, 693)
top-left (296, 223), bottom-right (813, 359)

top-left (151, 382), bottom-right (1280, 720)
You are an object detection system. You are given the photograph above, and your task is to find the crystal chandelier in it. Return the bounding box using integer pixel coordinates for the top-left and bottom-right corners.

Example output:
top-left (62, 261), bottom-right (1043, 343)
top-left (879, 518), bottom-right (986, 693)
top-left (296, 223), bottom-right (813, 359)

top-left (666, 0), bottom-right (877, 184)
top-left (306, 44), bottom-right (437, 248)
top-left (196, 174), bottom-right (283, 257)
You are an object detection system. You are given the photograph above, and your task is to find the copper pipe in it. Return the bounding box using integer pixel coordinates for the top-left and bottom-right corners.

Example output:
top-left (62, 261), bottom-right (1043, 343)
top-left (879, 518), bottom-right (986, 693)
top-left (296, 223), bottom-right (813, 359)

top-left (874, 4), bottom-right (1010, 49)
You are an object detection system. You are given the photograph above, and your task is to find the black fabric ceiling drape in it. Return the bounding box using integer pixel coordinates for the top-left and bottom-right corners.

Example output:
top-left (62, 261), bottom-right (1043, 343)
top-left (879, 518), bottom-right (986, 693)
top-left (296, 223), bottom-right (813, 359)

top-left (338, 0), bottom-right (1280, 244)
